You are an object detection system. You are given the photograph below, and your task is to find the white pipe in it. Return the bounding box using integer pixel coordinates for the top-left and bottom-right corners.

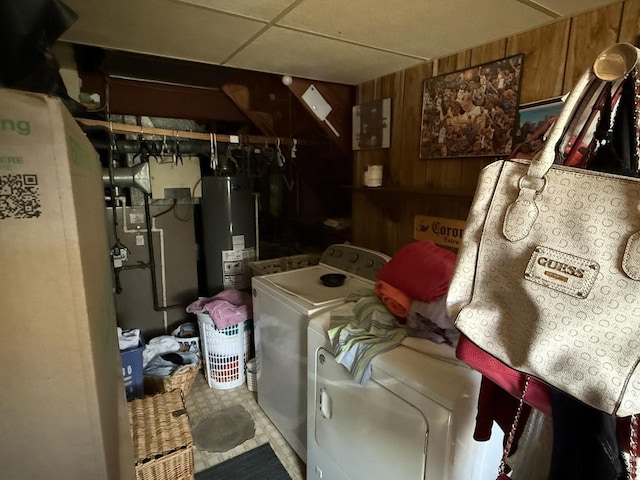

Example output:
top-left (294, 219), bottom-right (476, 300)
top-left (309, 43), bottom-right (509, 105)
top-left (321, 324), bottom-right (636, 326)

top-left (152, 217), bottom-right (169, 333)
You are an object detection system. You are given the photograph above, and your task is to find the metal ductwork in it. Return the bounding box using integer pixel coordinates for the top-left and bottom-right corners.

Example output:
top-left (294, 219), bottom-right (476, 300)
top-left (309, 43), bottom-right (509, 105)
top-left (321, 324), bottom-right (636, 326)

top-left (102, 162), bottom-right (151, 194)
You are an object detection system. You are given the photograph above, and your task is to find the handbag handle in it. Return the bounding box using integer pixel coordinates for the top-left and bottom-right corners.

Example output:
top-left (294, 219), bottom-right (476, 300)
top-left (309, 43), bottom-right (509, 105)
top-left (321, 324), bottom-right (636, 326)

top-left (503, 43), bottom-right (640, 244)
top-left (594, 43), bottom-right (640, 81)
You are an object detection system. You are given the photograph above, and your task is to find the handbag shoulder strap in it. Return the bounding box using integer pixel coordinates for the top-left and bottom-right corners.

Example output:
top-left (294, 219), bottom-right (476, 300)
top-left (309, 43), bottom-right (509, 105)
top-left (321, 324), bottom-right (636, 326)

top-left (503, 43), bottom-right (640, 243)
top-left (533, 43), bottom-right (640, 179)
top-left (562, 81), bottom-right (612, 168)
top-left (502, 70), bottom-right (596, 242)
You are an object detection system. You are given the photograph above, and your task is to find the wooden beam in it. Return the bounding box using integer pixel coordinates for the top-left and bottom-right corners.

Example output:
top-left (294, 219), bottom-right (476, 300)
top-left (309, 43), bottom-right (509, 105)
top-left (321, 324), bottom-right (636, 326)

top-left (75, 117), bottom-right (301, 146)
top-left (222, 84), bottom-right (276, 137)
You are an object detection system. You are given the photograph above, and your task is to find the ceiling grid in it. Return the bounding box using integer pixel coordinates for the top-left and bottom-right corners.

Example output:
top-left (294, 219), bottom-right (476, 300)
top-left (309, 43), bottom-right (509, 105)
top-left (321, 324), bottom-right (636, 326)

top-left (61, 0), bottom-right (620, 84)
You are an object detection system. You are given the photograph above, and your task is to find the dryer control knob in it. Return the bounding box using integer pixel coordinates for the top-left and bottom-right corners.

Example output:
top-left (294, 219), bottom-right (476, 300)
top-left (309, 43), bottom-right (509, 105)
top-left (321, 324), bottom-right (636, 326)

top-left (366, 259), bottom-right (374, 267)
top-left (349, 253), bottom-right (359, 262)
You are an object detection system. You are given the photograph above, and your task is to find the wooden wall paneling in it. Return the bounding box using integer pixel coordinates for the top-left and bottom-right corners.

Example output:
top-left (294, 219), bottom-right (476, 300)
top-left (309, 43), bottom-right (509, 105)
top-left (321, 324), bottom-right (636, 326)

top-left (357, 79), bottom-right (376, 104)
top-left (563, 3), bottom-right (624, 92)
top-left (386, 71), bottom-right (407, 188)
top-left (370, 73), bottom-right (396, 185)
top-left (352, 74), bottom-right (403, 252)
top-left (354, 194), bottom-right (389, 253)
top-left (372, 73), bottom-right (401, 253)
top-left (470, 40), bottom-right (508, 65)
top-left (459, 158), bottom-right (494, 192)
top-left (352, 0), bottom-right (640, 256)
top-left (399, 62), bottom-right (432, 188)
top-left (619, 0), bottom-right (640, 45)
top-left (506, 21), bottom-right (570, 103)
top-left (395, 198), bottom-right (421, 251)
top-left (354, 80), bottom-right (377, 187)
top-left (351, 194), bottom-right (369, 247)
top-left (432, 50), bottom-right (473, 77)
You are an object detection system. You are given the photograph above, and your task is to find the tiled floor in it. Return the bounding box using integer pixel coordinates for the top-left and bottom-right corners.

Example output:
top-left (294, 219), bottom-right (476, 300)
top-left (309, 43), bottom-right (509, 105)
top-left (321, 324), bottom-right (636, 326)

top-left (185, 371), bottom-right (306, 480)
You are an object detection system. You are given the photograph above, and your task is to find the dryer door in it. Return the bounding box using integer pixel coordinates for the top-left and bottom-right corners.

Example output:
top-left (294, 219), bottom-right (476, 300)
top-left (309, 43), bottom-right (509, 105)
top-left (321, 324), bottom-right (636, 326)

top-left (313, 348), bottom-right (428, 480)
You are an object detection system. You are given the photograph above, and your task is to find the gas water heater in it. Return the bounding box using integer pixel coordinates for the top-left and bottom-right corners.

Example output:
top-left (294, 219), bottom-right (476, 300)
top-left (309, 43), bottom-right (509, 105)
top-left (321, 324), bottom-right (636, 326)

top-left (200, 175), bottom-right (256, 294)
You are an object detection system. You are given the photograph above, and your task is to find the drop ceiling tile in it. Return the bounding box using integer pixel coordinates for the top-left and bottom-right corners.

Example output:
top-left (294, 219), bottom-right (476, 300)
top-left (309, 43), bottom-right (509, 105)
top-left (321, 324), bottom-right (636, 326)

top-left (172, 0), bottom-right (299, 21)
top-left (61, 0), bottom-right (264, 65)
top-left (225, 27), bottom-right (423, 85)
top-left (278, 0), bottom-right (555, 59)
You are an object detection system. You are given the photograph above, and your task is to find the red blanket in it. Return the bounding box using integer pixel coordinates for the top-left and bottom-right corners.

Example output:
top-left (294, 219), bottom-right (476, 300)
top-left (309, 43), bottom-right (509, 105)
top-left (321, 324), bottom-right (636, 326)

top-left (376, 240), bottom-right (456, 303)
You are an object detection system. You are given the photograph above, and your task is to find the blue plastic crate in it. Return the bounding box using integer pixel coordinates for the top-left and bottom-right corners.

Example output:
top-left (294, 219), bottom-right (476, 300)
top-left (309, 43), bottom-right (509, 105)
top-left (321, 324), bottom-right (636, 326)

top-left (120, 340), bottom-right (144, 401)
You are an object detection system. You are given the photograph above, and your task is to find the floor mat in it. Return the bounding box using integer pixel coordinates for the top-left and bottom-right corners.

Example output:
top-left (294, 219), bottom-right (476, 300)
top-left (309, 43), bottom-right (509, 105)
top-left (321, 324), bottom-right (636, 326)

top-left (192, 404), bottom-right (255, 452)
top-left (195, 443), bottom-right (291, 480)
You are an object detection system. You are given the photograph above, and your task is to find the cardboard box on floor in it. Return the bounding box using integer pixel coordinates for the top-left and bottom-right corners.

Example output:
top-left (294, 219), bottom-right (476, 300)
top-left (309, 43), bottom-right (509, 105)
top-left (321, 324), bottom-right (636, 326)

top-left (0, 89), bottom-right (135, 480)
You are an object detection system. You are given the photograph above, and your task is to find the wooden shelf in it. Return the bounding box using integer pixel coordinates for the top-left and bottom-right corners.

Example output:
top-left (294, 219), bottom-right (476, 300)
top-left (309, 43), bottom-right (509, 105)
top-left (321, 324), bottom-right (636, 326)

top-left (349, 186), bottom-right (474, 224)
top-left (350, 186), bottom-right (474, 200)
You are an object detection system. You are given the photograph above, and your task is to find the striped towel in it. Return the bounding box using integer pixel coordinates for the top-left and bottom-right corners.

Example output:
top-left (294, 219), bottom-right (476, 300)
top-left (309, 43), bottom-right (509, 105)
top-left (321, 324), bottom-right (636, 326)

top-left (328, 296), bottom-right (407, 384)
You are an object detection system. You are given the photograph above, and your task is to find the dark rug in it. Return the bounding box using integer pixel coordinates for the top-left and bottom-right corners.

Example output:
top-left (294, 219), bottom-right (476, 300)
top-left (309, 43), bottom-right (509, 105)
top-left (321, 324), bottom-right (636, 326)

top-left (195, 443), bottom-right (291, 480)
top-left (192, 404), bottom-right (255, 452)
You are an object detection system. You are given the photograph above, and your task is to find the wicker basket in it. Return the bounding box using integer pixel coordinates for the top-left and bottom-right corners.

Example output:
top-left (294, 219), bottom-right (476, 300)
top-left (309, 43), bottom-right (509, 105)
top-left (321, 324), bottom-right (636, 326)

top-left (128, 391), bottom-right (194, 480)
top-left (144, 363), bottom-right (200, 397)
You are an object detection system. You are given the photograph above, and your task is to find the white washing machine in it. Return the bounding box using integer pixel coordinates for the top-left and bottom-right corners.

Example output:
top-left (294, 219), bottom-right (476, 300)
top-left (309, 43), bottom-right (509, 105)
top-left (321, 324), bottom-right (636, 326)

top-left (307, 312), bottom-right (504, 480)
top-left (251, 244), bottom-right (390, 460)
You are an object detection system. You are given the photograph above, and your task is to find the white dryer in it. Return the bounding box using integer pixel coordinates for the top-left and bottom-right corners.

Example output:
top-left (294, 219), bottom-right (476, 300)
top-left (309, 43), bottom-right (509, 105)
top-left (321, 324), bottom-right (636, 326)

top-left (307, 312), bottom-right (504, 480)
top-left (251, 244), bottom-right (390, 461)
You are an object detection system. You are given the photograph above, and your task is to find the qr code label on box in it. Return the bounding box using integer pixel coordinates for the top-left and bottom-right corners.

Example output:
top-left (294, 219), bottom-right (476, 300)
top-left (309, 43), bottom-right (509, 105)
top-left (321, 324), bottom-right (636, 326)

top-left (0, 174), bottom-right (41, 219)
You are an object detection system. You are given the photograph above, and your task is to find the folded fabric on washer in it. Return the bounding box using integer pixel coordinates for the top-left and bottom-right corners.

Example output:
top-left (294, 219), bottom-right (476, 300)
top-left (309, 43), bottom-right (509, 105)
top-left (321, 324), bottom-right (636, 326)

top-left (185, 289), bottom-right (252, 329)
top-left (406, 296), bottom-right (459, 347)
top-left (328, 295), bottom-right (407, 385)
top-left (374, 280), bottom-right (411, 318)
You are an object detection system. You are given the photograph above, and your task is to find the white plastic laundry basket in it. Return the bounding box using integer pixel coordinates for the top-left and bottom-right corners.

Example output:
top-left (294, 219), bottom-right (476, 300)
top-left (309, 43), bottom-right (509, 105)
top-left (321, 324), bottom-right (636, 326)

top-left (197, 313), bottom-right (247, 390)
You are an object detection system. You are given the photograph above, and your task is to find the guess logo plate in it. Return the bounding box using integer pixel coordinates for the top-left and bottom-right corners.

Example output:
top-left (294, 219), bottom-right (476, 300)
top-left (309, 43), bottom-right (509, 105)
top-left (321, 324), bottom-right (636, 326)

top-left (525, 246), bottom-right (599, 298)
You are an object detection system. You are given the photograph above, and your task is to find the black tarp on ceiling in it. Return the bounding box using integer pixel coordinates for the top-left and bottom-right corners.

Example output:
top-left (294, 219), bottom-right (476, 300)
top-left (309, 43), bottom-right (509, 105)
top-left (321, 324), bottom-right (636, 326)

top-left (0, 0), bottom-right (80, 112)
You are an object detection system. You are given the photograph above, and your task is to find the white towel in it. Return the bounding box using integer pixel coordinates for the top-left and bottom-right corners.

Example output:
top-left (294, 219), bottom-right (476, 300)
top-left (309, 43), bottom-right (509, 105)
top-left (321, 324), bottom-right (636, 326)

top-left (328, 296), bottom-right (407, 384)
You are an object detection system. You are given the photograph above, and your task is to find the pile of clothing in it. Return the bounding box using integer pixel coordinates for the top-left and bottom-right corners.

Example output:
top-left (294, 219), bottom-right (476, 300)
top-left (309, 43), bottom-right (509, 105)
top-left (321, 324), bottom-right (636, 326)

top-left (328, 240), bottom-right (458, 385)
top-left (328, 289), bottom-right (406, 384)
top-left (185, 289), bottom-right (252, 329)
top-left (143, 335), bottom-right (199, 377)
top-left (375, 240), bottom-right (459, 347)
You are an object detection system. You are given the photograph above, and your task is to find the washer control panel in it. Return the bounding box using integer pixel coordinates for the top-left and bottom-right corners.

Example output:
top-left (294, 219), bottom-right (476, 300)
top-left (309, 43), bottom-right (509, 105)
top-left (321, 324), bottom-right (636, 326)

top-left (320, 244), bottom-right (390, 281)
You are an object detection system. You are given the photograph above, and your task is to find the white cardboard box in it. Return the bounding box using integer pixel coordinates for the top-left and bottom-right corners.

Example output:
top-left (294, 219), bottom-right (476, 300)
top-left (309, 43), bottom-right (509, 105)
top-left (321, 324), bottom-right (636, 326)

top-left (0, 89), bottom-right (135, 480)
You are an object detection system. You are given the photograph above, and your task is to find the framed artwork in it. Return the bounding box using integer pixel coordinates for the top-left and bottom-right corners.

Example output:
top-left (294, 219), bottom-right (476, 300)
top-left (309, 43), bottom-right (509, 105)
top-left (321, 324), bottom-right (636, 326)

top-left (512, 96), bottom-right (564, 159)
top-left (419, 54), bottom-right (524, 159)
top-left (352, 98), bottom-right (391, 150)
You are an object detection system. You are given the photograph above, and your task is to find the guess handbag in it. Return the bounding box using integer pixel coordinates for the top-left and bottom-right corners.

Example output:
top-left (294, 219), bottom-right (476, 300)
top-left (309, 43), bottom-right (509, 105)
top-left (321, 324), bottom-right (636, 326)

top-left (447, 43), bottom-right (640, 417)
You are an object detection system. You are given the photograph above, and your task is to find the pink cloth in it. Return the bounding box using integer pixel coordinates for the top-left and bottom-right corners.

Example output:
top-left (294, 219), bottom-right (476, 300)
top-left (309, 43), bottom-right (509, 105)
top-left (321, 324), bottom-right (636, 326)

top-left (376, 240), bottom-right (456, 303)
top-left (186, 289), bottom-right (252, 329)
top-left (374, 280), bottom-right (411, 319)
